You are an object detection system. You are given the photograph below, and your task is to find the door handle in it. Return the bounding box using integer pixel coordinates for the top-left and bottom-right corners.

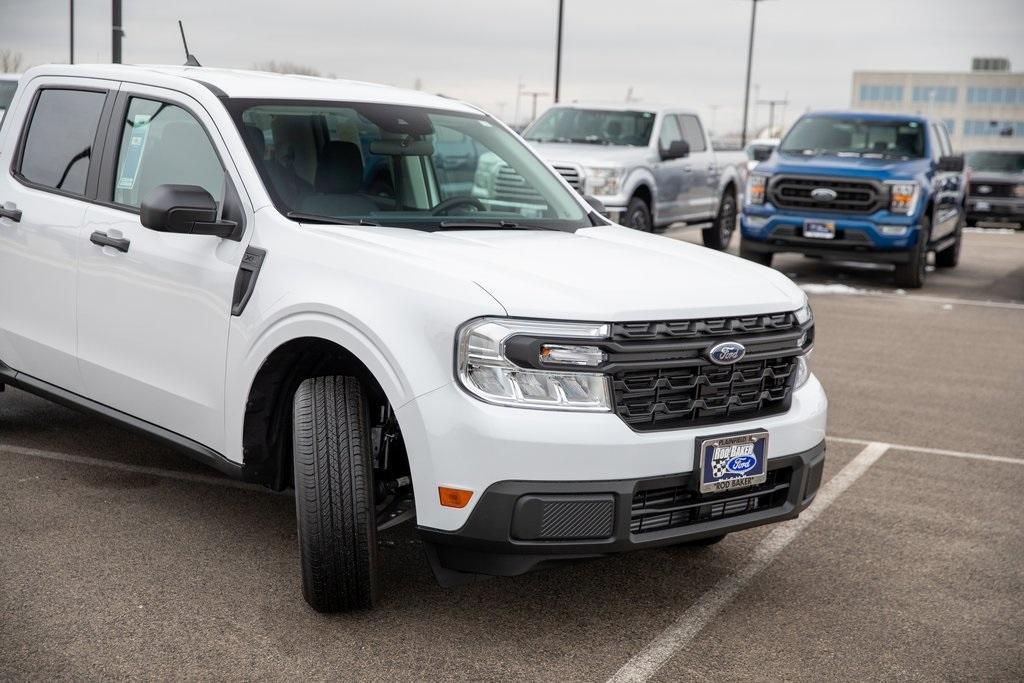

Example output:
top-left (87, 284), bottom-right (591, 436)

top-left (90, 231), bottom-right (131, 253)
top-left (0, 203), bottom-right (21, 222)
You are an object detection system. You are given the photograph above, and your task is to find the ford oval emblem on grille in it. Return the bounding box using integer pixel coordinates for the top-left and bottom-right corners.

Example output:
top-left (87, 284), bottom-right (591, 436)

top-left (810, 187), bottom-right (838, 202)
top-left (708, 341), bottom-right (746, 365)
top-left (977, 185), bottom-right (992, 194)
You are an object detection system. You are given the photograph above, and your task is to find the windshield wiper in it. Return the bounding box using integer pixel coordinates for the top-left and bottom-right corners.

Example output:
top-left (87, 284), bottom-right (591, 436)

top-left (285, 211), bottom-right (381, 227)
top-left (436, 219), bottom-right (563, 232)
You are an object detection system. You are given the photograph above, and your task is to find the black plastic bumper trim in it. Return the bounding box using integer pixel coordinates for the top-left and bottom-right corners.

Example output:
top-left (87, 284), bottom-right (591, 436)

top-left (419, 439), bottom-right (826, 579)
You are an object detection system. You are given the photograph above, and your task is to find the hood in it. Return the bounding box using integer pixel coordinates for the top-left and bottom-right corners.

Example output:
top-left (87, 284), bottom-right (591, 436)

top-left (969, 171), bottom-right (1024, 183)
top-left (306, 223), bottom-right (804, 321)
top-left (762, 153), bottom-right (932, 181)
top-left (527, 141), bottom-right (654, 169)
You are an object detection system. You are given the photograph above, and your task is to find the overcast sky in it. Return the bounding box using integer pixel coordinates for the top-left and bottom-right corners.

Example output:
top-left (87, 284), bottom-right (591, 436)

top-left (2, 0), bottom-right (1023, 132)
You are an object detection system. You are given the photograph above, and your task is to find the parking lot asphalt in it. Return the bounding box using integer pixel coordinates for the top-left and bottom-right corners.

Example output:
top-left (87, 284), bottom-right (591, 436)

top-left (2, 229), bottom-right (1023, 681)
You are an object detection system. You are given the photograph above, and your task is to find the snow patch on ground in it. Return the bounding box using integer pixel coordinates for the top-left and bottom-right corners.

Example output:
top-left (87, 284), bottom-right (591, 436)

top-left (798, 283), bottom-right (893, 296)
top-left (964, 227), bottom-right (1019, 235)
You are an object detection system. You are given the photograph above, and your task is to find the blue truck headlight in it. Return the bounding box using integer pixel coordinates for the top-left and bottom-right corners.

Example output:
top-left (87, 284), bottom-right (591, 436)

top-left (747, 174), bottom-right (768, 205)
top-left (887, 182), bottom-right (920, 215)
top-left (456, 318), bottom-right (612, 411)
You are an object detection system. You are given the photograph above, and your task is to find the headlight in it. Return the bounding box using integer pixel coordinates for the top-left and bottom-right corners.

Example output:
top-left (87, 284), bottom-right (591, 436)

top-left (584, 167), bottom-right (623, 196)
top-left (456, 318), bottom-right (611, 411)
top-left (1014, 184), bottom-right (1024, 198)
top-left (793, 352), bottom-right (811, 390)
top-left (888, 181), bottom-right (920, 214)
top-left (794, 301), bottom-right (813, 325)
top-left (792, 301), bottom-right (813, 390)
top-left (747, 174), bottom-right (768, 205)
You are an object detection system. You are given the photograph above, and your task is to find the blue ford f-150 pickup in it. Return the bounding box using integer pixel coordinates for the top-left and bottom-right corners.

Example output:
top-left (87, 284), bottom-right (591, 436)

top-left (739, 111), bottom-right (966, 288)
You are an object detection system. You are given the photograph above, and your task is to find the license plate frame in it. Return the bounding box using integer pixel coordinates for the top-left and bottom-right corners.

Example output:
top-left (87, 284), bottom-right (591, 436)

top-left (695, 431), bottom-right (769, 494)
top-left (803, 220), bottom-right (836, 239)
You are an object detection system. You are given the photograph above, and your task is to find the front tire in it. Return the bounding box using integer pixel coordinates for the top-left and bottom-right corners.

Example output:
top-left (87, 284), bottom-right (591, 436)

top-left (293, 376), bottom-right (380, 612)
top-left (624, 196), bottom-right (653, 231)
top-left (739, 239), bottom-right (773, 266)
top-left (894, 216), bottom-right (930, 289)
top-left (935, 213), bottom-right (963, 268)
top-left (702, 192), bottom-right (737, 250)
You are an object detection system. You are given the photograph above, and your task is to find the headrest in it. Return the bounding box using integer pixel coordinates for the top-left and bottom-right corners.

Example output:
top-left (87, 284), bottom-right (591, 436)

top-left (243, 124), bottom-right (266, 159)
top-left (315, 141), bottom-right (363, 194)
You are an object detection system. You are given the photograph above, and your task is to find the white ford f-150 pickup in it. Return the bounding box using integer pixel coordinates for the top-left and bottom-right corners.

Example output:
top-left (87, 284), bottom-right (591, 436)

top-left (0, 65), bottom-right (826, 612)
top-left (516, 103), bottom-right (748, 249)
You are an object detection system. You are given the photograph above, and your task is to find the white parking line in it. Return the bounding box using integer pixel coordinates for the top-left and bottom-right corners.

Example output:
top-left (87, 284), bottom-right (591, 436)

top-left (827, 435), bottom-right (1024, 465)
top-left (606, 442), bottom-right (891, 683)
top-left (0, 443), bottom-right (277, 493)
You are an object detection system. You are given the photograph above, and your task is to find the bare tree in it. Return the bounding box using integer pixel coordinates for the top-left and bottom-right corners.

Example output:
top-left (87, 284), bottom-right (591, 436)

top-left (252, 60), bottom-right (320, 77)
top-left (0, 50), bottom-right (24, 73)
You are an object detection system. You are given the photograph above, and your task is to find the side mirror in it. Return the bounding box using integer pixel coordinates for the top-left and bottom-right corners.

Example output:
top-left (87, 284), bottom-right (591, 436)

top-left (751, 147), bottom-right (773, 162)
top-left (582, 194), bottom-right (607, 215)
top-left (661, 139), bottom-right (690, 161)
top-left (936, 155), bottom-right (964, 172)
top-left (140, 184), bottom-right (241, 241)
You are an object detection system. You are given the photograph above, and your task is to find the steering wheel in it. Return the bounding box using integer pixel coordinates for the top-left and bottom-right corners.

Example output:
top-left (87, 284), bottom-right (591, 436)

top-left (430, 196), bottom-right (486, 216)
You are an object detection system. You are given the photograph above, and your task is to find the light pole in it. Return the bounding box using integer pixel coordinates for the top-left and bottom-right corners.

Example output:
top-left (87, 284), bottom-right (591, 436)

top-left (522, 90), bottom-right (550, 123)
top-left (554, 0), bottom-right (565, 103)
top-left (112, 0), bottom-right (124, 64)
top-left (740, 0), bottom-right (768, 147)
top-left (69, 0), bottom-right (74, 64)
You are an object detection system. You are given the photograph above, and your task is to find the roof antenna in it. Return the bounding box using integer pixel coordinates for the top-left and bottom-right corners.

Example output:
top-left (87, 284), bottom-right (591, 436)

top-left (178, 20), bottom-right (201, 67)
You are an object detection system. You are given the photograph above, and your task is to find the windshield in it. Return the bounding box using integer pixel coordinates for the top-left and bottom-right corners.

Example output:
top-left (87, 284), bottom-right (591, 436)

top-left (780, 116), bottom-right (926, 159)
top-left (965, 151), bottom-right (1024, 173)
top-left (229, 100), bottom-right (589, 231)
top-left (524, 107), bottom-right (655, 146)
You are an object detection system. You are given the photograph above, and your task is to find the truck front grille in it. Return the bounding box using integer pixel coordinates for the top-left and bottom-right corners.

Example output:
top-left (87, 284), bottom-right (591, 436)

top-left (609, 312), bottom-right (809, 432)
top-left (769, 175), bottom-right (882, 213)
top-left (494, 165), bottom-right (543, 203)
top-left (553, 164), bottom-right (582, 191)
top-left (969, 182), bottom-right (1016, 199)
top-left (631, 467), bottom-right (792, 534)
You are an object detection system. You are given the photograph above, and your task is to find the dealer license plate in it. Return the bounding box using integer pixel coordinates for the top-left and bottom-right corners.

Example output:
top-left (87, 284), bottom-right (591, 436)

top-left (803, 220), bottom-right (836, 239)
top-left (696, 431), bottom-right (769, 494)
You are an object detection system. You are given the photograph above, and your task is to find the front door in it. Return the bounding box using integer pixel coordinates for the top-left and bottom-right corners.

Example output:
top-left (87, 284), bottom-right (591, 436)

top-left (76, 86), bottom-right (251, 451)
top-left (652, 114), bottom-right (689, 224)
top-left (677, 114), bottom-right (717, 221)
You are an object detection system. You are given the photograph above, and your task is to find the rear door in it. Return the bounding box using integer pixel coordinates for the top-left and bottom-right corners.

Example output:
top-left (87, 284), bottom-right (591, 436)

top-left (76, 85), bottom-right (252, 451)
top-left (677, 114), bottom-right (717, 220)
top-left (0, 79), bottom-right (116, 393)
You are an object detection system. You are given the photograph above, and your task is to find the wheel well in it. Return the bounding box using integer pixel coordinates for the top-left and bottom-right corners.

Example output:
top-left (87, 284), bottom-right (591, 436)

top-left (632, 184), bottom-right (652, 208)
top-left (722, 181), bottom-right (737, 202)
top-left (241, 337), bottom-right (393, 490)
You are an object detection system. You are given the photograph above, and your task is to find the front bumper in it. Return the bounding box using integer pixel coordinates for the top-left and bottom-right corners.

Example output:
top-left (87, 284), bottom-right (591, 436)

top-left (966, 197), bottom-right (1024, 224)
top-left (741, 206), bottom-right (920, 263)
top-left (419, 440), bottom-right (825, 580)
top-left (396, 375), bottom-right (827, 532)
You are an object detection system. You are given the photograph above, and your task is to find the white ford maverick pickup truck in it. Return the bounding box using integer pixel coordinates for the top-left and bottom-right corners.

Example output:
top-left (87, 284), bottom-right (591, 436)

top-left (0, 65), bottom-right (826, 612)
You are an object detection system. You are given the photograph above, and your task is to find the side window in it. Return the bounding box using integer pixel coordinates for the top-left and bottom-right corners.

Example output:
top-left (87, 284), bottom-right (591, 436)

top-left (678, 115), bottom-right (707, 153)
top-left (19, 88), bottom-right (106, 195)
top-left (113, 97), bottom-right (225, 209)
top-left (658, 114), bottom-right (683, 152)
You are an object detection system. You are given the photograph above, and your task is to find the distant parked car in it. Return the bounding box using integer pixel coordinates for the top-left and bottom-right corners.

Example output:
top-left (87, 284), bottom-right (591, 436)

top-left (964, 150), bottom-right (1024, 228)
top-left (512, 104), bottom-right (748, 249)
top-left (744, 137), bottom-right (779, 172)
top-left (0, 74), bottom-right (21, 125)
